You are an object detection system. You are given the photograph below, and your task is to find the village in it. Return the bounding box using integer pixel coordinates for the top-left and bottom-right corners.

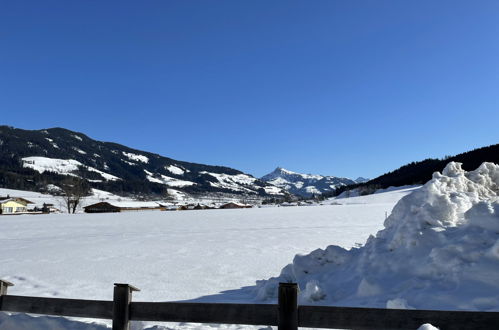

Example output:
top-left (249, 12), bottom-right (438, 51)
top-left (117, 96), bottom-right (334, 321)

top-left (0, 195), bottom-right (253, 215)
top-left (0, 193), bottom-right (323, 216)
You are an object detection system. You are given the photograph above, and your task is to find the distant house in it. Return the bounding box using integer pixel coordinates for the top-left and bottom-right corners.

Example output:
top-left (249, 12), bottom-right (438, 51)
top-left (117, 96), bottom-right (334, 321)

top-left (192, 204), bottom-right (216, 210)
top-left (42, 203), bottom-right (60, 213)
top-left (0, 197), bottom-right (34, 215)
top-left (219, 202), bottom-right (252, 209)
top-left (83, 201), bottom-right (166, 213)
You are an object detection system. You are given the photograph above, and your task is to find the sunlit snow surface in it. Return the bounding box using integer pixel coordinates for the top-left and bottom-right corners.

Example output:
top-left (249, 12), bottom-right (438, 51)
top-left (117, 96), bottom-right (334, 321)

top-left (1, 186), bottom-right (414, 329)
top-left (255, 162), bottom-right (499, 313)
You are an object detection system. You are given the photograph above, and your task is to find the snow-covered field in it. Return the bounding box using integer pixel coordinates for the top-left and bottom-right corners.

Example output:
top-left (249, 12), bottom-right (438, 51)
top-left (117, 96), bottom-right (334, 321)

top-left (4, 162), bottom-right (498, 330)
top-left (0, 186), bottom-right (409, 329)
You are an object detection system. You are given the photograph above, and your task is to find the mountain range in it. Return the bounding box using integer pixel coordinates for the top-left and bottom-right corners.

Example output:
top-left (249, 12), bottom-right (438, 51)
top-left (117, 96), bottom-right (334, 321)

top-left (0, 126), bottom-right (286, 199)
top-left (260, 167), bottom-right (367, 197)
top-left (6, 125), bottom-right (493, 202)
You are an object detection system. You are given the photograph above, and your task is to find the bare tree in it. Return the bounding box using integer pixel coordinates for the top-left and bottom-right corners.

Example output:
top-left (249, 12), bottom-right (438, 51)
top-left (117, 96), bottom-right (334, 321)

top-left (59, 177), bottom-right (91, 213)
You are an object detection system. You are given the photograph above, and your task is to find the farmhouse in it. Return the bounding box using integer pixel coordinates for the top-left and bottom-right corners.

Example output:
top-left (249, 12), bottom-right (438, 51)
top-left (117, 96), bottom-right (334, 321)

top-left (83, 201), bottom-right (166, 213)
top-left (189, 204), bottom-right (214, 210)
top-left (0, 197), bottom-right (34, 215)
top-left (219, 202), bottom-right (252, 209)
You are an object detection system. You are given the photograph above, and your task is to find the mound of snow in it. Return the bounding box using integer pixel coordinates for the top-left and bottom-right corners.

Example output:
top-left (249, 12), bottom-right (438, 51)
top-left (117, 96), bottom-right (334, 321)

top-left (255, 162), bottom-right (499, 311)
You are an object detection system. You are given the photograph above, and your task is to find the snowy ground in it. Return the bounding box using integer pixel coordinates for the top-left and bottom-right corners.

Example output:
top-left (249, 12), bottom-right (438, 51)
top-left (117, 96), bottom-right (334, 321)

top-left (0, 187), bottom-right (412, 329)
top-left (254, 163), bottom-right (499, 313)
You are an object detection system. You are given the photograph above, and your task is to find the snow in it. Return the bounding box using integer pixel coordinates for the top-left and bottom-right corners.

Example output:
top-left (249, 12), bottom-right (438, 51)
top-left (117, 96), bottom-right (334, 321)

top-left (200, 172), bottom-right (258, 192)
top-left (304, 186), bottom-right (320, 195)
top-left (336, 185), bottom-right (420, 199)
top-left (166, 188), bottom-right (188, 200)
top-left (73, 147), bottom-right (87, 154)
top-left (122, 152), bottom-right (149, 163)
top-left (121, 159), bottom-right (136, 166)
top-left (166, 165), bottom-right (186, 175)
top-left (330, 186), bottom-right (421, 205)
top-left (90, 188), bottom-right (127, 201)
top-left (144, 170), bottom-right (195, 187)
top-left (88, 167), bottom-right (120, 181)
top-left (0, 312), bottom-right (109, 330)
top-left (44, 137), bottom-right (59, 149)
top-left (417, 324), bottom-right (439, 330)
top-left (99, 201), bottom-right (163, 208)
top-left (263, 186), bottom-right (284, 195)
top-left (271, 168), bottom-right (323, 180)
top-left (0, 188), bottom-right (403, 329)
top-left (22, 156), bottom-right (81, 175)
top-left (22, 157), bottom-right (120, 181)
top-left (252, 162), bottom-right (499, 312)
top-left (72, 134), bottom-right (83, 141)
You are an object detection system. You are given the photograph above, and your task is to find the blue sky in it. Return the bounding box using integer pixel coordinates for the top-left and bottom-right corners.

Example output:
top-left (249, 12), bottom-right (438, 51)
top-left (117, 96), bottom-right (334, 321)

top-left (1, 1), bottom-right (498, 179)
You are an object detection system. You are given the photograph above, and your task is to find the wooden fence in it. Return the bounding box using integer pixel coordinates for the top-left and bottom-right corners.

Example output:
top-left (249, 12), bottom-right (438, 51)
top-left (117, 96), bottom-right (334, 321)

top-left (1, 279), bottom-right (498, 330)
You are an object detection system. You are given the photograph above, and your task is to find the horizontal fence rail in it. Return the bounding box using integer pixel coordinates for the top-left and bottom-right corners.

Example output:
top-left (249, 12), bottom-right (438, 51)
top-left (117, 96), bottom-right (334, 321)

top-left (1, 279), bottom-right (499, 330)
top-left (298, 305), bottom-right (499, 330)
top-left (1, 295), bottom-right (113, 319)
top-left (130, 302), bottom-right (277, 325)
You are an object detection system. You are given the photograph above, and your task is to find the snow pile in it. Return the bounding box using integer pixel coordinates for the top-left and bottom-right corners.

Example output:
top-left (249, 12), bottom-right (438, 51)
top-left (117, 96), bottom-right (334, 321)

top-left (255, 162), bottom-right (499, 311)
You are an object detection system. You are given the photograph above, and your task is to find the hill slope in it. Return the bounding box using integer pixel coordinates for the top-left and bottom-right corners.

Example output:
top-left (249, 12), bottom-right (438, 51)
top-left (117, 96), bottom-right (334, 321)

top-left (336, 143), bottom-right (499, 195)
top-left (0, 126), bottom-right (285, 199)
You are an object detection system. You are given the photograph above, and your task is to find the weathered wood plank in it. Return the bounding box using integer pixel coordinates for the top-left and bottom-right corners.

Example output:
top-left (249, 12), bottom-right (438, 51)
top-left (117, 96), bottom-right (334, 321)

top-left (1, 295), bottom-right (113, 319)
top-left (0, 280), bottom-right (14, 296)
top-left (130, 302), bottom-right (278, 325)
top-left (298, 305), bottom-right (499, 330)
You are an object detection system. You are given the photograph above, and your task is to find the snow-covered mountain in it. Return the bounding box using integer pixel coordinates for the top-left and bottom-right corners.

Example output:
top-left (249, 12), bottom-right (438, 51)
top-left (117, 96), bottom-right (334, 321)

top-left (0, 126), bottom-right (286, 199)
top-left (261, 167), bottom-right (358, 197)
top-left (354, 177), bottom-right (369, 183)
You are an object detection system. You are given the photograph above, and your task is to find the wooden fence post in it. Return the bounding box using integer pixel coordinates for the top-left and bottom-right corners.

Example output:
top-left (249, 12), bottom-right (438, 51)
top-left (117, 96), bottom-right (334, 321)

top-left (0, 279), bottom-right (14, 310)
top-left (0, 280), bottom-right (13, 296)
top-left (278, 282), bottom-right (298, 330)
top-left (112, 283), bottom-right (140, 330)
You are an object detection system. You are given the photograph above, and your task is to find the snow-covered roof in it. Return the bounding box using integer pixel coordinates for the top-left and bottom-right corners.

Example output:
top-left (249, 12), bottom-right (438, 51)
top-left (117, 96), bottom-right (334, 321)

top-left (0, 197), bottom-right (34, 205)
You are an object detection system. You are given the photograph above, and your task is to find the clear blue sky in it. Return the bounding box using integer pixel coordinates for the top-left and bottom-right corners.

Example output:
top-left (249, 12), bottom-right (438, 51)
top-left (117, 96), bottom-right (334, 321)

top-left (1, 1), bottom-right (498, 179)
